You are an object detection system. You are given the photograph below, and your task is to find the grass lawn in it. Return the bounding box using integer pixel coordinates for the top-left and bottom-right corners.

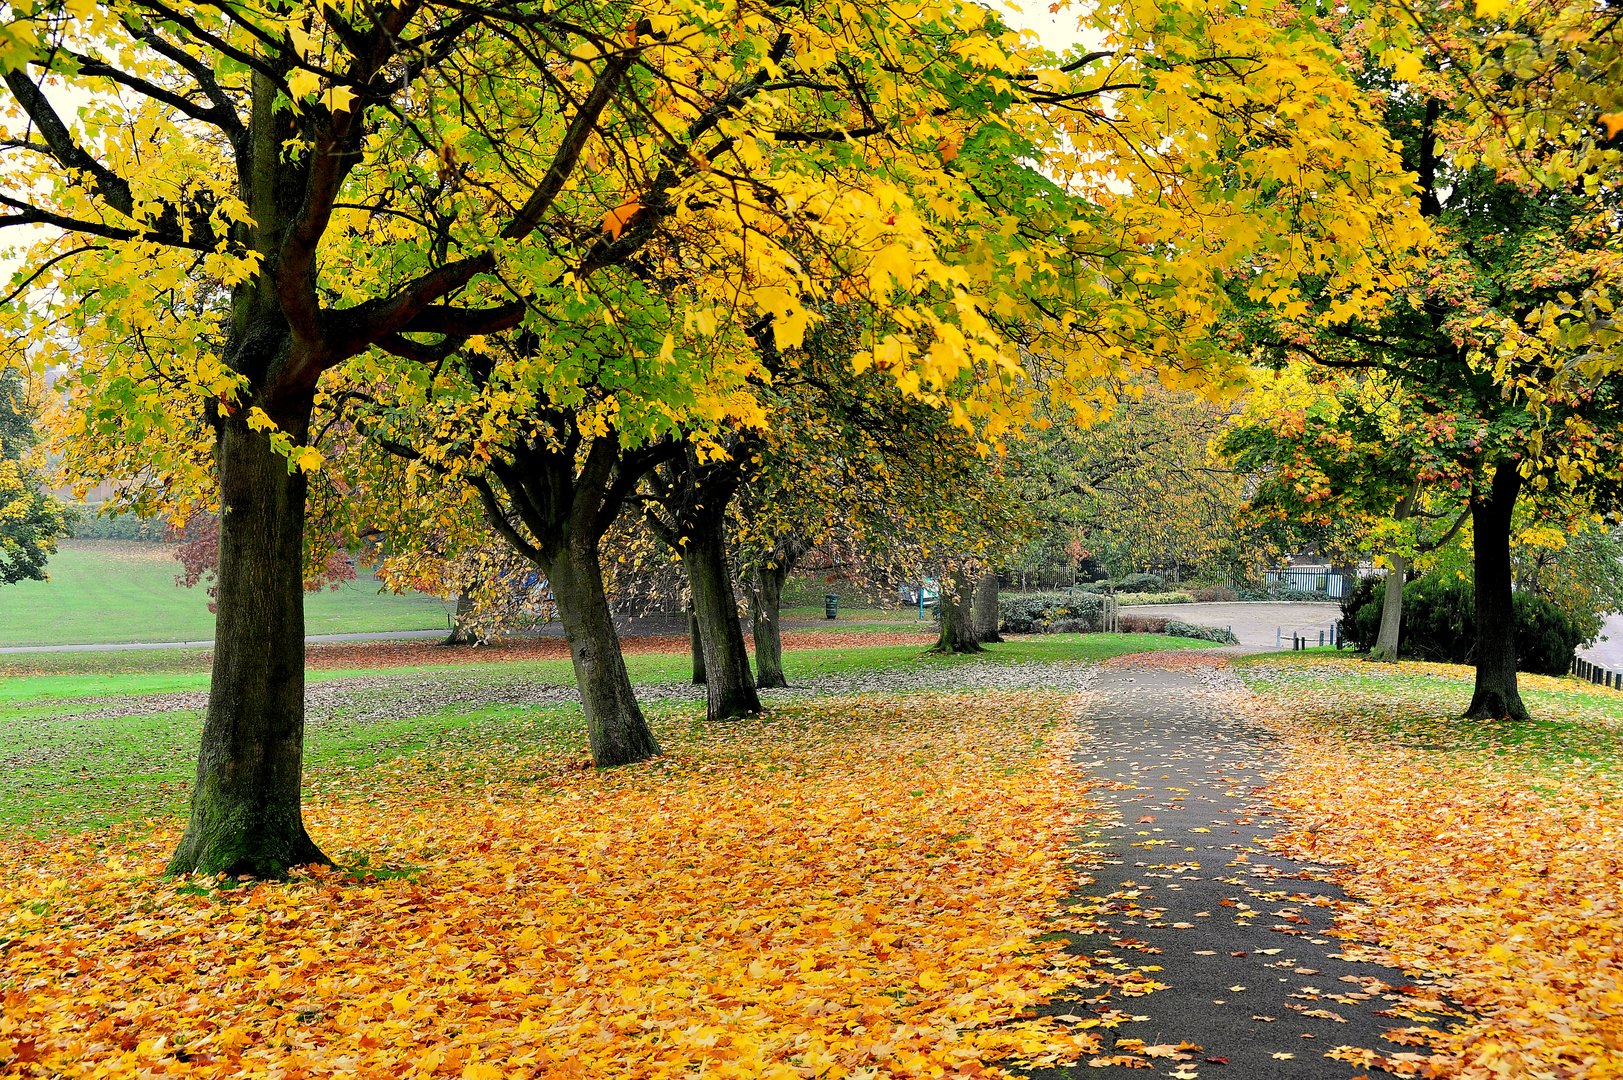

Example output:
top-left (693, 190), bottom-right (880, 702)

top-left (1232, 651), bottom-right (1623, 1076)
top-left (0, 540), bottom-right (453, 647)
top-left (0, 632), bottom-right (1213, 836)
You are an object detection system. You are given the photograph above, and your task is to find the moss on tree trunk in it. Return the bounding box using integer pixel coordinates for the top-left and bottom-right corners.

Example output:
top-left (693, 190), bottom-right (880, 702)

top-left (934, 566), bottom-right (984, 655)
top-left (167, 409), bottom-right (328, 877)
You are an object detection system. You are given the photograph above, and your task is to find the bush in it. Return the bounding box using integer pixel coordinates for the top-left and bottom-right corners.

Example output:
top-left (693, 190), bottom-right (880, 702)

top-left (1236, 583), bottom-right (1334, 602)
top-left (999, 589), bottom-right (1105, 633)
top-left (1115, 572), bottom-right (1165, 593)
top-left (1114, 591), bottom-right (1194, 606)
top-left (1118, 614), bottom-right (1169, 634)
top-left (65, 505), bottom-right (169, 542)
top-left (1191, 584), bottom-right (1239, 602)
top-left (1164, 620), bottom-right (1241, 645)
top-left (1340, 573), bottom-right (1583, 676)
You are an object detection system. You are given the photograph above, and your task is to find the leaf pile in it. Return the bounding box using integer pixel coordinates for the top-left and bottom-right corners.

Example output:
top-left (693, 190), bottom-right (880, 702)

top-left (1, 692), bottom-right (1103, 1078)
top-left (1236, 658), bottom-right (1623, 1079)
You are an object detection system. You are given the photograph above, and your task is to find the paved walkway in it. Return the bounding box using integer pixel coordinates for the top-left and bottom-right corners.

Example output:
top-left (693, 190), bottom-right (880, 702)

top-left (1026, 662), bottom-right (1457, 1077)
top-left (1119, 602), bottom-right (1344, 653)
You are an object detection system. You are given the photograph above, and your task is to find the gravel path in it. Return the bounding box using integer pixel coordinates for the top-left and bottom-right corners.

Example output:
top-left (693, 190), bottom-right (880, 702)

top-left (1024, 660), bottom-right (1459, 1077)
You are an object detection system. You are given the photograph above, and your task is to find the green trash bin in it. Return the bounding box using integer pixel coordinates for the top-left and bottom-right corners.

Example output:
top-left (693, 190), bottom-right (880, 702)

top-left (824, 594), bottom-right (839, 619)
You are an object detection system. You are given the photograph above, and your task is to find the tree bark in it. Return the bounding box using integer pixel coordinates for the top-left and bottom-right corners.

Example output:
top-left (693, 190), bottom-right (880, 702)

top-left (685, 510), bottom-right (760, 720)
top-left (1370, 553), bottom-right (1408, 662)
top-left (750, 558), bottom-right (791, 689)
top-left (547, 535), bottom-right (663, 765)
top-left (933, 566), bottom-right (984, 654)
top-left (167, 405), bottom-right (328, 877)
top-left (687, 600), bottom-right (706, 685)
top-left (444, 585), bottom-right (480, 645)
top-left (1464, 463), bottom-right (1528, 721)
top-left (972, 570), bottom-right (1002, 643)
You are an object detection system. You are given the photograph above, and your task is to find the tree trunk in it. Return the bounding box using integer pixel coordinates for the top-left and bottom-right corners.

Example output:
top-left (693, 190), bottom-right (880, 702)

top-left (1464, 463), bottom-right (1528, 721)
top-left (687, 600), bottom-right (706, 685)
top-left (972, 570), bottom-right (1002, 643)
top-left (750, 558), bottom-right (790, 689)
top-left (1370, 553), bottom-right (1408, 662)
top-left (685, 512), bottom-right (760, 721)
top-left (168, 408), bottom-right (328, 877)
top-left (444, 585), bottom-right (480, 645)
top-left (933, 566), bottom-right (984, 654)
top-left (547, 537), bottom-right (662, 765)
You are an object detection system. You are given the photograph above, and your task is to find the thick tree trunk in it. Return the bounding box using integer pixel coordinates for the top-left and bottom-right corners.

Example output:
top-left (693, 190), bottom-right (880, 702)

top-left (1370, 553), bottom-right (1408, 662)
top-left (972, 570), bottom-right (1002, 643)
top-left (685, 513), bottom-right (760, 721)
top-left (750, 559), bottom-right (790, 690)
top-left (547, 538), bottom-right (662, 765)
top-left (444, 585), bottom-right (480, 645)
top-left (688, 600), bottom-right (706, 685)
top-left (933, 566), bottom-right (984, 654)
top-left (1464, 464), bottom-right (1528, 721)
top-left (168, 409), bottom-right (328, 877)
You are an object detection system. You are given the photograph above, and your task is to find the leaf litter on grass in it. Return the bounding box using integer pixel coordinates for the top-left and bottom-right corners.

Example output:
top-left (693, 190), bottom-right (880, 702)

top-left (1, 691), bottom-right (1113, 1079)
top-left (1234, 656), bottom-right (1623, 1080)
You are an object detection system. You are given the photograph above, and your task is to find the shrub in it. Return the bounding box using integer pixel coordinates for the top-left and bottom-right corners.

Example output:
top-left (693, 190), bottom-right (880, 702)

top-left (65, 505), bottom-right (169, 542)
top-left (1340, 573), bottom-right (1584, 676)
top-left (1114, 591), bottom-right (1194, 606)
top-left (1164, 620), bottom-right (1241, 645)
top-left (999, 589), bottom-right (1105, 633)
top-left (1236, 583), bottom-right (1335, 602)
top-left (1191, 584), bottom-right (1239, 602)
top-left (1118, 614), bottom-right (1169, 634)
top-left (1115, 572), bottom-right (1165, 593)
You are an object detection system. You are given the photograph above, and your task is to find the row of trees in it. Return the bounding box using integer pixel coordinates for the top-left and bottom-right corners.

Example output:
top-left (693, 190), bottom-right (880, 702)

top-left (0, 0), bottom-right (1611, 877)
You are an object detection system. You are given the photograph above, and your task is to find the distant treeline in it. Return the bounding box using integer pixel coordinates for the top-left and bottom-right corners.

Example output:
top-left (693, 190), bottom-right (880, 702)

top-left (64, 504), bottom-right (170, 542)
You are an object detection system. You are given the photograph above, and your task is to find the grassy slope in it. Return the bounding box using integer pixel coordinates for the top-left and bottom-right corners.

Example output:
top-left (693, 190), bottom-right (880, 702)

top-left (0, 541), bottom-right (452, 646)
top-left (1, 633), bottom-right (1211, 835)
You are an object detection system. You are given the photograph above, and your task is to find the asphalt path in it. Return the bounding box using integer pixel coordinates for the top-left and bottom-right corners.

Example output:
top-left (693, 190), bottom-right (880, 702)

top-left (1024, 662), bottom-right (1459, 1077)
top-left (1120, 602), bottom-right (1345, 652)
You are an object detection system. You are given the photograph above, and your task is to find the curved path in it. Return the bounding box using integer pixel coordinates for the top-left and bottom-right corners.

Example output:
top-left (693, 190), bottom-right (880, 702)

top-left (1026, 659), bottom-right (1458, 1077)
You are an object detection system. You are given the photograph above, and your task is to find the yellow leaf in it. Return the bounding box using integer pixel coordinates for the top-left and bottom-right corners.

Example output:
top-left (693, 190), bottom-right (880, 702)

top-left (287, 68), bottom-right (321, 101)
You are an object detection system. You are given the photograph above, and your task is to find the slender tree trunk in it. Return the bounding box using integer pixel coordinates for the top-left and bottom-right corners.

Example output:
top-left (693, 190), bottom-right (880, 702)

top-left (687, 600), bottom-right (706, 685)
top-left (1370, 554), bottom-right (1408, 662)
top-left (1371, 483), bottom-right (1418, 662)
top-left (685, 512), bottom-right (760, 720)
top-left (933, 566), bottom-right (984, 654)
top-left (168, 406), bottom-right (328, 877)
top-left (547, 537), bottom-right (662, 765)
top-left (972, 570), bottom-right (1002, 643)
top-left (1465, 463), bottom-right (1528, 721)
top-left (750, 559), bottom-right (790, 689)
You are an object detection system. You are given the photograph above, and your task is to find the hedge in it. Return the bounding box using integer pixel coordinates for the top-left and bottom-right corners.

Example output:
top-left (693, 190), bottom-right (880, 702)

top-left (1339, 574), bottom-right (1583, 676)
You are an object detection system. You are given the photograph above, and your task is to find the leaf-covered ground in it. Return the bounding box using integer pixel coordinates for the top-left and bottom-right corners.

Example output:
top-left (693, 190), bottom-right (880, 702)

top-left (1235, 655), bottom-right (1623, 1080)
top-left (1, 688), bottom-right (1114, 1078)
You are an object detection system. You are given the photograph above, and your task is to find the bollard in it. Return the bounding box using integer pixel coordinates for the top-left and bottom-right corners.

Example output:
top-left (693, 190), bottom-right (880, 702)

top-left (1319, 630), bottom-right (1325, 647)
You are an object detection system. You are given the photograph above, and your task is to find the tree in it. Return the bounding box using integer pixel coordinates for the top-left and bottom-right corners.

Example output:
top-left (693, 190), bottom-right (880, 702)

top-left (1, 0), bottom-right (1423, 874)
top-left (0, 366), bottom-right (67, 584)
top-left (640, 442), bottom-right (761, 723)
top-left (1221, 367), bottom-right (1472, 661)
top-left (1229, 7), bottom-right (1623, 719)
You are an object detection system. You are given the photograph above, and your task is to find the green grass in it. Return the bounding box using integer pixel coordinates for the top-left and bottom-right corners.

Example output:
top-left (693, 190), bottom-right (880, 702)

top-left (0, 632), bottom-right (1213, 837)
top-left (1234, 651), bottom-right (1623, 778)
top-left (0, 540), bottom-right (452, 647)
